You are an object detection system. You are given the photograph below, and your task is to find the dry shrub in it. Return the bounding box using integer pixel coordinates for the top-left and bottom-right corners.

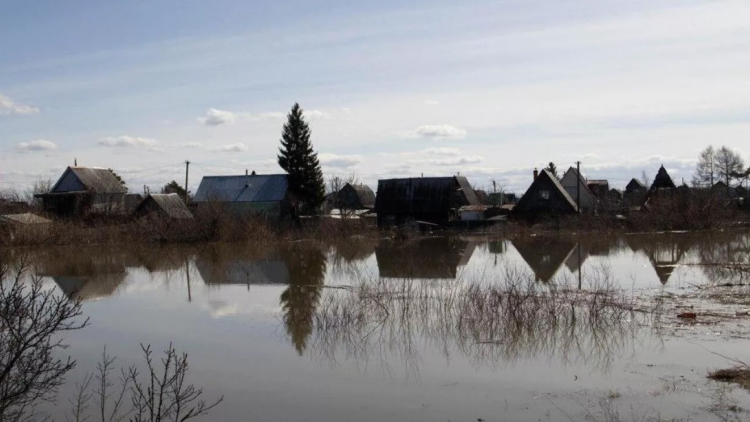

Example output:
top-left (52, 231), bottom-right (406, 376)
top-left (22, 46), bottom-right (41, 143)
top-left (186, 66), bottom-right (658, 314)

top-left (709, 368), bottom-right (750, 391)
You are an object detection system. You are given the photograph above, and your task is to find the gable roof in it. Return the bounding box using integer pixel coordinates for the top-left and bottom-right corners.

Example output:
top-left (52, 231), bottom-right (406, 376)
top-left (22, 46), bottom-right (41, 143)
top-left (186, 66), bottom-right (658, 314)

top-left (560, 167), bottom-right (596, 198)
top-left (626, 178), bottom-right (646, 191)
top-left (51, 167), bottom-right (128, 194)
top-left (135, 194), bottom-right (194, 219)
top-left (342, 183), bottom-right (375, 208)
top-left (193, 174), bottom-right (288, 203)
top-left (650, 165), bottom-right (676, 191)
top-left (375, 176), bottom-right (480, 214)
top-left (515, 169), bottom-right (579, 213)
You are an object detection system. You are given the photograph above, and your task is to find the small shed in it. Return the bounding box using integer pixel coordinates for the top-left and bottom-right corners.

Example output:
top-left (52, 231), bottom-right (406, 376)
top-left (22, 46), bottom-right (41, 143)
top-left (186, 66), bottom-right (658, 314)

top-left (193, 173), bottom-right (290, 218)
top-left (37, 166), bottom-right (128, 217)
top-left (587, 180), bottom-right (610, 199)
top-left (513, 169), bottom-right (578, 217)
top-left (133, 194), bottom-right (193, 220)
top-left (337, 183), bottom-right (375, 210)
top-left (458, 205), bottom-right (488, 221)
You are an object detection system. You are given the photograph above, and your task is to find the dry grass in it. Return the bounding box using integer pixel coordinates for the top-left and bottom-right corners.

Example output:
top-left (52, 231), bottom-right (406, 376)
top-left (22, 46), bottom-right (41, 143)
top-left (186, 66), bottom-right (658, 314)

top-left (709, 367), bottom-right (750, 391)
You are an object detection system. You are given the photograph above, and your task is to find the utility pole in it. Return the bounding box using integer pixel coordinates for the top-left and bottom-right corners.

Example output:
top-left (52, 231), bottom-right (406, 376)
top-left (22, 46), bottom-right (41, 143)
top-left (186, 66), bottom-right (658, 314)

top-left (576, 161), bottom-right (581, 214)
top-left (184, 160), bottom-right (190, 205)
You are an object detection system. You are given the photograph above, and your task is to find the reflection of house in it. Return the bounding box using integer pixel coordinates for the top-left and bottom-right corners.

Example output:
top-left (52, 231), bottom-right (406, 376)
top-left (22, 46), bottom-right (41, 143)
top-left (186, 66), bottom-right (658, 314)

top-left (375, 176), bottom-right (480, 227)
top-left (376, 237), bottom-right (475, 279)
top-left (133, 194), bottom-right (194, 220)
top-left (195, 247), bottom-right (291, 286)
top-left (39, 252), bottom-right (129, 301)
top-left (514, 169), bottom-right (578, 217)
top-left (626, 234), bottom-right (695, 284)
top-left (193, 173), bottom-right (290, 219)
top-left (37, 166), bottom-right (128, 217)
top-left (512, 236), bottom-right (577, 282)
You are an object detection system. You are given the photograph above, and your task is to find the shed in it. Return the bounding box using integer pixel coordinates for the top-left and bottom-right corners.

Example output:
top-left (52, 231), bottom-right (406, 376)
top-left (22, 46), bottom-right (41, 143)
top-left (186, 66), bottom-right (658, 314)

top-left (586, 179), bottom-right (610, 199)
top-left (133, 194), bottom-right (194, 220)
top-left (337, 183), bottom-right (375, 210)
top-left (458, 205), bottom-right (489, 221)
top-left (37, 166), bottom-right (128, 217)
top-left (374, 176), bottom-right (480, 227)
top-left (513, 169), bottom-right (578, 217)
top-left (193, 173), bottom-right (290, 218)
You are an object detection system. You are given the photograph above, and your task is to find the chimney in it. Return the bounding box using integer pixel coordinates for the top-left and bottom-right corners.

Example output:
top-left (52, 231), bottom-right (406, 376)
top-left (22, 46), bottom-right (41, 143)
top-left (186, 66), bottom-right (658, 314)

top-left (533, 168), bottom-right (539, 180)
top-left (245, 170), bottom-right (249, 187)
top-left (251, 170), bottom-right (256, 175)
top-left (74, 158), bottom-right (77, 166)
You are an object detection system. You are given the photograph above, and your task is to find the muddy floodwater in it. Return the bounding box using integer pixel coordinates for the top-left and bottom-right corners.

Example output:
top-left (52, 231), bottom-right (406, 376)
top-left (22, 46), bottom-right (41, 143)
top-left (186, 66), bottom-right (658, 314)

top-left (25, 231), bottom-right (750, 421)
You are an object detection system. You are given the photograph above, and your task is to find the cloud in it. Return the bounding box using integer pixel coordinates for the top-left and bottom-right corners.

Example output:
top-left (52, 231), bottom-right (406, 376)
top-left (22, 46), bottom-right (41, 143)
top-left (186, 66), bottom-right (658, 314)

top-left (0, 93), bottom-right (39, 115)
top-left (210, 143), bottom-right (248, 152)
top-left (98, 136), bottom-right (158, 148)
top-left (318, 153), bottom-right (362, 168)
top-left (303, 109), bottom-right (332, 120)
top-left (423, 147), bottom-right (461, 156)
top-left (179, 142), bottom-right (203, 149)
top-left (16, 140), bottom-right (57, 152)
top-left (408, 125), bottom-right (467, 139)
top-left (424, 100), bottom-right (440, 106)
top-left (198, 108), bottom-right (286, 126)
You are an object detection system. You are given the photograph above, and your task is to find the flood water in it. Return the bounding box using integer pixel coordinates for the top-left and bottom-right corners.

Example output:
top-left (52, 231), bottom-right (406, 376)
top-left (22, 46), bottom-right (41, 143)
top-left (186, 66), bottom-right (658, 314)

top-left (24, 231), bottom-right (750, 421)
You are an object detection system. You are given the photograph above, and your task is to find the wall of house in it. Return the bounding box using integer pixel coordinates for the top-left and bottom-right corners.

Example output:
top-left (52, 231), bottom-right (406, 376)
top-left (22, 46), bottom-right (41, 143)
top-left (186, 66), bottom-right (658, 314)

top-left (560, 172), bottom-right (596, 211)
top-left (53, 170), bottom-right (86, 192)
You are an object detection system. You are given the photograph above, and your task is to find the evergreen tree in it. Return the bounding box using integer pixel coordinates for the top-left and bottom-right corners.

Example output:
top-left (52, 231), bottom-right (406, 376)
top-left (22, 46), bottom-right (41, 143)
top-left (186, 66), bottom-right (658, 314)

top-left (278, 103), bottom-right (325, 214)
top-left (544, 162), bottom-right (559, 179)
top-left (161, 180), bottom-right (188, 200)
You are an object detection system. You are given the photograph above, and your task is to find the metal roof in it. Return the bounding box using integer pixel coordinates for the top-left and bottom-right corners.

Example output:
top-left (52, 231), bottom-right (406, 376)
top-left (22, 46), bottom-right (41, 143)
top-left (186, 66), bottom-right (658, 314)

top-left (137, 194), bottom-right (194, 219)
top-left (193, 174), bottom-right (288, 203)
top-left (51, 166), bottom-right (128, 194)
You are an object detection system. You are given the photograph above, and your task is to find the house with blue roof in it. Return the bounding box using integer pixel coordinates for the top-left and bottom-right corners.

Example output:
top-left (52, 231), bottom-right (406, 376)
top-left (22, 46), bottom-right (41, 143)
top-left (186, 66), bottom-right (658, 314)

top-left (193, 173), bottom-right (291, 219)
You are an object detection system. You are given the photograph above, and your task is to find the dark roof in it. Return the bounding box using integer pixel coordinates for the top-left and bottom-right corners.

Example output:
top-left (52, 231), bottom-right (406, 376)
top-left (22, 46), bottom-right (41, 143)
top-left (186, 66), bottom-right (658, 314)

top-left (135, 194), bottom-right (194, 219)
top-left (51, 167), bottom-right (128, 194)
top-left (340, 183), bottom-right (375, 208)
top-left (514, 169), bottom-right (578, 214)
top-left (626, 178), bottom-right (646, 192)
top-left (193, 174), bottom-right (288, 203)
top-left (587, 180), bottom-right (608, 186)
top-left (455, 176), bottom-right (481, 204)
top-left (650, 165), bottom-right (676, 191)
top-left (375, 176), bottom-right (480, 215)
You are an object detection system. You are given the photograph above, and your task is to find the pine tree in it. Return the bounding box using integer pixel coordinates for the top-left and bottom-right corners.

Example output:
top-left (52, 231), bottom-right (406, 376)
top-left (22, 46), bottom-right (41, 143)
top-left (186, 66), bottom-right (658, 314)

top-left (544, 162), bottom-right (559, 179)
top-left (278, 103), bottom-right (325, 214)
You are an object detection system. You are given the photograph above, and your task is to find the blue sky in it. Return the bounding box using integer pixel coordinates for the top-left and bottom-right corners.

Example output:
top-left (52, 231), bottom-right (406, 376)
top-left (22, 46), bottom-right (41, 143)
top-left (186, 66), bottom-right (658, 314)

top-left (2, 0), bottom-right (749, 194)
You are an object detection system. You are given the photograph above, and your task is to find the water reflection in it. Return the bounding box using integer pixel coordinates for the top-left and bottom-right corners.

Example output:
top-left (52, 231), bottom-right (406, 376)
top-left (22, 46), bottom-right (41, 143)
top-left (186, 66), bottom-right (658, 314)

top-left (375, 237), bottom-right (476, 279)
top-left (627, 234), bottom-right (696, 284)
top-left (512, 237), bottom-right (577, 282)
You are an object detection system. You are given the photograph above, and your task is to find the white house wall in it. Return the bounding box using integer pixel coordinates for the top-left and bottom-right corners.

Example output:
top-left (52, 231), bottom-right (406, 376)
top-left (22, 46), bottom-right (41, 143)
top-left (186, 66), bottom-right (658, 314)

top-left (560, 170), bottom-right (596, 211)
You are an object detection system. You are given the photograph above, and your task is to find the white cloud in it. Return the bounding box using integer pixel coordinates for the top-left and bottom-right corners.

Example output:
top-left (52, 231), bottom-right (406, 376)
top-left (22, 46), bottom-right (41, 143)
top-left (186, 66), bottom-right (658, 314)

top-left (16, 139), bottom-right (57, 152)
top-left (179, 142), bottom-right (203, 149)
top-left (198, 108), bottom-right (285, 126)
top-left (210, 143), bottom-right (248, 152)
top-left (423, 147), bottom-right (461, 156)
top-left (408, 125), bottom-right (467, 139)
top-left (318, 153), bottom-right (362, 168)
top-left (303, 109), bottom-right (332, 120)
top-left (0, 93), bottom-right (39, 115)
top-left (98, 136), bottom-right (158, 148)
top-left (424, 100), bottom-right (440, 106)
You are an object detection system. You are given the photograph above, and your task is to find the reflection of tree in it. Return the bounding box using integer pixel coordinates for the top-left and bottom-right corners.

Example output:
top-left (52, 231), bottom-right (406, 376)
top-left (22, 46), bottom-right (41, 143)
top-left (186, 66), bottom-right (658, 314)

top-left (626, 233), bottom-right (696, 285)
top-left (308, 264), bottom-right (661, 378)
top-left (280, 245), bottom-right (328, 355)
top-left (695, 232), bottom-right (750, 283)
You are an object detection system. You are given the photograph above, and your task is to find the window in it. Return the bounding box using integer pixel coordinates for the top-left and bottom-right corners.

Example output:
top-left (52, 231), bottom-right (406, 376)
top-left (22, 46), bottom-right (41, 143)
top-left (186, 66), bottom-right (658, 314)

top-left (539, 190), bottom-right (550, 200)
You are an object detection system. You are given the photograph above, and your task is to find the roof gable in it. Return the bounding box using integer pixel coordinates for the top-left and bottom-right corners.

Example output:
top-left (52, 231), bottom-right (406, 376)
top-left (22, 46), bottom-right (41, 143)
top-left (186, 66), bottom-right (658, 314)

top-left (514, 169), bottom-right (578, 214)
top-left (51, 167), bottom-right (127, 194)
top-left (136, 194), bottom-right (194, 219)
top-left (650, 166), bottom-right (676, 191)
top-left (193, 174), bottom-right (288, 203)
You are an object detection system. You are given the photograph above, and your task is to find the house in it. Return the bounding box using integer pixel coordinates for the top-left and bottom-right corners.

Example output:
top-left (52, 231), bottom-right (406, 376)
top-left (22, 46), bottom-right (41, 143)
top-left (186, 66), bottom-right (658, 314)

top-left (649, 165), bottom-right (677, 192)
top-left (133, 193), bottom-right (194, 220)
top-left (336, 183), bottom-right (375, 210)
top-left (36, 166), bottom-right (128, 217)
top-left (375, 237), bottom-right (475, 279)
top-left (374, 176), bottom-right (480, 227)
top-left (124, 193), bottom-right (143, 214)
top-left (560, 167), bottom-right (597, 212)
top-left (193, 173), bottom-right (290, 219)
top-left (624, 178), bottom-right (647, 205)
top-left (626, 178), bottom-right (646, 194)
top-left (513, 169), bottom-right (578, 217)
top-left (458, 205), bottom-right (489, 221)
top-left (607, 188), bottom-right (623, 202)
top-left (587, 179), bottom-right (610, 199)
top-left (644, 165), bottom-right (679, 206)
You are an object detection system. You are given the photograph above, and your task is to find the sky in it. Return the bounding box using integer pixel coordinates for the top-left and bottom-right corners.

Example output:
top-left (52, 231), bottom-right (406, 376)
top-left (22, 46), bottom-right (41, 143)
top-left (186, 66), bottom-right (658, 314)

top-left (1, 0), bottom-right (750, 195)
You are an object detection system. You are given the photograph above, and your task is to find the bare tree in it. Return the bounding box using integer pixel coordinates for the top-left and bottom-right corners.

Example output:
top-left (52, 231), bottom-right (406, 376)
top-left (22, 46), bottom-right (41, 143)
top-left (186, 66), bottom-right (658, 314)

top-left (0, 255), bottom-right (89, 421)
top-left (640, 171), bottom-right (651, 189)
top-left (714, 145), bottom-right (745, 188)
top-left (326, 172), bottom-right (359, 217)
top-left (692, 145), bottom-right (717, 188)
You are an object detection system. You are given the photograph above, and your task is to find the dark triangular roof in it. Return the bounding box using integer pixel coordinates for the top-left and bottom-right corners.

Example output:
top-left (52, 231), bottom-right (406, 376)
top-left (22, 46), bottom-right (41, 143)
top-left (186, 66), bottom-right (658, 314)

top-left (650, 165), bottom-right (676, 191)
top-left (626, 178), bottom-right (646, 192)
top-left (514, 169), bottom-right (579, 214)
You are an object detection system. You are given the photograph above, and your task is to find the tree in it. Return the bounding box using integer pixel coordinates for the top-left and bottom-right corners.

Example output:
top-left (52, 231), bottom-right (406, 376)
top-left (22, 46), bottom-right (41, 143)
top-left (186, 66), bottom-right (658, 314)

top-left (327, 172), bottom-right (359, 217)
top-left (544, 162), bottom-right (559, 179)
top-left (162, 180), bottom-right (188, 201)
top-left (641, 170), bottom-right (651, 189)
top-left (714, 146), bottom-right (745, 188)
top-left (277, 103), bottom-right (326, 214)
top-left (0, 255), bottom-right (89, 420)
top-left (692, 146), bottom-right (717, 187)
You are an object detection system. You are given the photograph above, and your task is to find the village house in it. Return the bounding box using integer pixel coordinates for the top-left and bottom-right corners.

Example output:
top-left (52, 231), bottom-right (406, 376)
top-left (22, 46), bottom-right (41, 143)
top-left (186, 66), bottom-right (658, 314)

top-left (513, 169), bottom-right (578, 218)
top-left (133, 193), bottom-right (194, 220)
top-left (193, 173), bottom-right (291, 219)
top-left (336, 183), bottom-right (375, 211)
top-left (36, 166), bottom-right (128, 217)
top-left (374, 175), bottom-right (480, 227)
top-left (624, 178), bottom-right (647, 206)
top-left (559, 167), bottom-right (597, 212)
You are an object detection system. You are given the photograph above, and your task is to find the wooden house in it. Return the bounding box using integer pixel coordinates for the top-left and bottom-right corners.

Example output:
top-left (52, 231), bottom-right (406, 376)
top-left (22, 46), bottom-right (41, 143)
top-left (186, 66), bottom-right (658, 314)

top-left (193, 173), bottom-right (291, 219)
top-left (374, 176), bottom-right (480, 227)
top-left (36, 166), bottom-right (128, 217)
top-left (513, 169), bottom-right (578, 217)
top-left (560, 167), bottom-right (597, 212)
top-left (336, 183), bottom-right (375, 210)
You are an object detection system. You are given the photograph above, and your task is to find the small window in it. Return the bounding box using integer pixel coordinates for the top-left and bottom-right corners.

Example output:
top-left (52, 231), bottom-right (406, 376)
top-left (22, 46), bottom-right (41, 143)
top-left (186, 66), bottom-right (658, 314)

top-left (539, 190), bottom-right (550, 200)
